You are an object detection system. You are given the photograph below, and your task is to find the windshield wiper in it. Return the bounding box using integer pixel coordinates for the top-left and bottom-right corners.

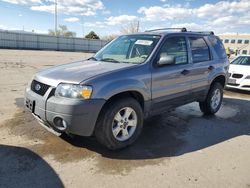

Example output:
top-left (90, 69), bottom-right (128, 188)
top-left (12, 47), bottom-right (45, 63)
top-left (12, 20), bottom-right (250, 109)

top-left (100, 58), bottom-right (121, 63)
top-left (88, 57), bottom-right (98, 61)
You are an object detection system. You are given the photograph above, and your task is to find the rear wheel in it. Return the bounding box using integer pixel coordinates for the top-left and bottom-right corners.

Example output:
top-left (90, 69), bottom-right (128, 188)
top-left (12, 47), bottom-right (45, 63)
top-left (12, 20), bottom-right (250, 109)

top-left (199, 82), bottom-right (223, 115)
top-left (95, 97), bottom-right (143, 150)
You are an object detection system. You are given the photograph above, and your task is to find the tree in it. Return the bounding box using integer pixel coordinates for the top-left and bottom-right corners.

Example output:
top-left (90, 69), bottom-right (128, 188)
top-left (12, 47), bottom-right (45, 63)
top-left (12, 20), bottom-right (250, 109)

top-left (120, 21), bottom-right (140, 34)
top-left (102, 34), bottom-right (118, 42)
top-left (48, 25), bottom-right (76, 37)
top-left (85, 31), bottom-right (100, 39)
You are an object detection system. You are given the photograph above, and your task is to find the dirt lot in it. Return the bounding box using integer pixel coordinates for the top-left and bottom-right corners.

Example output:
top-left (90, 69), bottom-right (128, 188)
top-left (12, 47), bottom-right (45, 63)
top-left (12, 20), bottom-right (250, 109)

top-left (0, 49), bottom-right (249, 188)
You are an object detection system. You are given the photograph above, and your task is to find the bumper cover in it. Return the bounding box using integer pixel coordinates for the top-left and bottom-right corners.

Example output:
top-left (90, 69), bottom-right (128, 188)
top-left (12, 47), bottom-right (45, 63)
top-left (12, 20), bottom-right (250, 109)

top-left (25, 89), bottom-right (106, 136)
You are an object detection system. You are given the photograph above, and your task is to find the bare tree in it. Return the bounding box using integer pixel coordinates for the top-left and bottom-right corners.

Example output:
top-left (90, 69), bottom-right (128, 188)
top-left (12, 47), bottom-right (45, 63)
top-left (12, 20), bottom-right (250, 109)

top-left (120, 21), bottom-right (140, 34)
top-left (48, 25), bottom-right (76, 37)
top-left (101, 34), bottom-right (118, 42)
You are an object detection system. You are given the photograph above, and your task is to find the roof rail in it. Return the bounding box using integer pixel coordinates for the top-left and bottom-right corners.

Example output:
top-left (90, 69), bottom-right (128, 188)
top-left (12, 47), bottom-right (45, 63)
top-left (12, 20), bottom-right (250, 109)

top-left (188, 31), bottom-right (215, 35)
top-left (145, 27), bottom-right (187, 32)
top-left (145, 28), bottom-right (214, 35)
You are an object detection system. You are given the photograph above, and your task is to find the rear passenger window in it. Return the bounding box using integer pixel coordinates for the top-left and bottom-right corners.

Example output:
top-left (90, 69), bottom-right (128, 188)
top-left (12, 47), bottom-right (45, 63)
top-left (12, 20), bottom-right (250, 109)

top-left (207, 36), bottom-right (227, 59)
top-left (189, 37), bottom-right (210, 63)
top-left (159, 36), bottom-right (188, 65)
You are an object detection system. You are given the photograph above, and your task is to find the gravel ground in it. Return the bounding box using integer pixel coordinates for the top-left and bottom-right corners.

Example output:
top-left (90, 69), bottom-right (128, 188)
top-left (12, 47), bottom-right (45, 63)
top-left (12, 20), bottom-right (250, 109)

top-left (0, 49), bottom-right (249, 188)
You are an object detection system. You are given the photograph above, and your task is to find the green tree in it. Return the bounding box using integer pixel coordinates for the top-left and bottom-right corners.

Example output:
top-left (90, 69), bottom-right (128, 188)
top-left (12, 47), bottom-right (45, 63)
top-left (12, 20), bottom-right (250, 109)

top-left (85, 31), bottom-right (100, 39)
top-left (48, 25), bottom-right (76, 37)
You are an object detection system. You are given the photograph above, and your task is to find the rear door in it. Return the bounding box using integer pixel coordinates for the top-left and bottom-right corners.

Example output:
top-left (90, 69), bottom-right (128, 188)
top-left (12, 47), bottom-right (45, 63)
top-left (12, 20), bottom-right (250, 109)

top-left (151, 35), bottom-right (193, 114)
top-left (188, 36), bottom-right (214, 99)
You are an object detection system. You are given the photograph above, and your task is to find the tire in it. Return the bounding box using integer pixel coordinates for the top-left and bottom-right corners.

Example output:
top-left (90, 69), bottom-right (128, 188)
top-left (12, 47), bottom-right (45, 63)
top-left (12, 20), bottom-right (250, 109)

top-left (199, 82), bottom-right (223, 115)
top-left (94, 97), bottom-right (144, 150)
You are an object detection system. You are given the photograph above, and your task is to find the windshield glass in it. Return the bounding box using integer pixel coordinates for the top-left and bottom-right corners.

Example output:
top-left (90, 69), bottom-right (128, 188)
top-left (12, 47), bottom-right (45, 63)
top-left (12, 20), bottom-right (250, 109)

top-left (231, 56), bottom-right (250, 65)
top-left (94, 35), bottom-right (161, 64)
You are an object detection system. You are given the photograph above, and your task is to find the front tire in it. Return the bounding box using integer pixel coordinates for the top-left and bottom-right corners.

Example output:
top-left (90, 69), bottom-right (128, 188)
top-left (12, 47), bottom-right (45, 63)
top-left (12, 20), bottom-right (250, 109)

top-left (199, 82), bottom-right (223, 115)
top-left (95, 97), bottom-right (143, 150)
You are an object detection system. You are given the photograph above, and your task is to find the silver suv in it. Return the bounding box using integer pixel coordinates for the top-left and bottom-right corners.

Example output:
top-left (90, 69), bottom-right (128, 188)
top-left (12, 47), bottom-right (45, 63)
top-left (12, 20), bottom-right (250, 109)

top-left (25, 28), bottom-right (229, 150)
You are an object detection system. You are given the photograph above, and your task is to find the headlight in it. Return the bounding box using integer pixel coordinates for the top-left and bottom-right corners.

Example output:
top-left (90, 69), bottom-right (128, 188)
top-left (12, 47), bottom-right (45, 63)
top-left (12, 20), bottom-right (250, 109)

top-left (55, 83), bottom-right (93, 99)
top-left (245, 76), bottom-right (250, 79)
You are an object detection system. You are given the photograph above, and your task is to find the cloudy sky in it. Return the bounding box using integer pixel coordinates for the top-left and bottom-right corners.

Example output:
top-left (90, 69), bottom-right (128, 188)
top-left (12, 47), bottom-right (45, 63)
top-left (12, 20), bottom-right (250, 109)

top-left (0, 0), bottom-right (249, 37)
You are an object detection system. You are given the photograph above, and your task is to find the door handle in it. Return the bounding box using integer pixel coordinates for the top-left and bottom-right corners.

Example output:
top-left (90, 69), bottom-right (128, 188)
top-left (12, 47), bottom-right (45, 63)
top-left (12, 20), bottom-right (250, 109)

top-left (208, 66), bottom-right (215, 71)
top-left (181, 69), bottom-right (190, 75)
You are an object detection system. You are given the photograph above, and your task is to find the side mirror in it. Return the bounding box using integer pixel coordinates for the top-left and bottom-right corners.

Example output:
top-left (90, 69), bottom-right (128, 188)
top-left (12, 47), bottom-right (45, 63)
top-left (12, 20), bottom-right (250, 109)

top-left (157, 53), bottom-right (175, 66)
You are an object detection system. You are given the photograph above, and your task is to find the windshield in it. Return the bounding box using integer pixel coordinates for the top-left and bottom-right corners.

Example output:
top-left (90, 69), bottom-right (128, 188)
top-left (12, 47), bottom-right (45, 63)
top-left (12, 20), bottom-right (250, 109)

top-left (94, 35), bottom-right (161, 64)
top-left (231, 56), bottom-right (250, 65)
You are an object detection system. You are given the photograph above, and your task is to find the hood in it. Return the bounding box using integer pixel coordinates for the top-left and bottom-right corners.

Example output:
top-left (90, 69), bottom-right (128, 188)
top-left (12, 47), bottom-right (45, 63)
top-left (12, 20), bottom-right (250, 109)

top-left (229, 64), bottom-right (250, 75)
top-left (34, 60), bottom-right (136, 87)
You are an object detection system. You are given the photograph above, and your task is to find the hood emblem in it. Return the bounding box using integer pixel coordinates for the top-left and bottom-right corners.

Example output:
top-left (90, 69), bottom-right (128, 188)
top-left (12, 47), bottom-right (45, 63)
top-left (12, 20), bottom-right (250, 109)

top-left (35, 84), bottom-right (41, 91)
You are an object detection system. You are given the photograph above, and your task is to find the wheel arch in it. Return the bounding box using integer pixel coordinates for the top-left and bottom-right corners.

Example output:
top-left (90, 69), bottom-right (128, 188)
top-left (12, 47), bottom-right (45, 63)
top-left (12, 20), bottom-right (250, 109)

top-left (210, 74), bottom-right (226, 88)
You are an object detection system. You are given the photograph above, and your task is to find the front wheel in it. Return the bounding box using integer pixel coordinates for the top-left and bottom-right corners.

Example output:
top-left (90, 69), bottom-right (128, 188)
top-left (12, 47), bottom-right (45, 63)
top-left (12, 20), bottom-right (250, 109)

top-left (199, 82), bottom-right (223, 115)
top-left (95, 97), bottom-right (143, 150)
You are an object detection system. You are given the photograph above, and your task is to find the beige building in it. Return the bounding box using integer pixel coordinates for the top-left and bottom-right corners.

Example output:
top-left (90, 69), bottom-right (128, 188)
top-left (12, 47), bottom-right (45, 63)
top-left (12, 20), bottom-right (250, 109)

top-left (219, 34), bottom-right (250, 56)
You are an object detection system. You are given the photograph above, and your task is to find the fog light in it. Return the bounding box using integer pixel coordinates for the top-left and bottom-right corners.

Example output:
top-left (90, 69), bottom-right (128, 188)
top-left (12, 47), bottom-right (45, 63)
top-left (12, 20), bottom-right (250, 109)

top-left (53, 117), bottom-right (67, 131)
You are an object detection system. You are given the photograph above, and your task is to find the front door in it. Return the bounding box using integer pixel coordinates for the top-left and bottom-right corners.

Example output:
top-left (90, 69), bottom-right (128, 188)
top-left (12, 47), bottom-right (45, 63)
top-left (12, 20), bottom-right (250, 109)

top-left (151, 35), bottom-right (193, 114)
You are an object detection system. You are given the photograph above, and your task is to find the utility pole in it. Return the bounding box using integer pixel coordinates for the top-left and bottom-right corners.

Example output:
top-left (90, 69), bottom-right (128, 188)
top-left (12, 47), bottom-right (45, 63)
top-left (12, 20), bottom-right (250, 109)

top-left (137, 20), bottom-right (140, 32)
top-left (82, 17), bottom-right (84, 38)
top-left (55, 0), bottom-right (58, 36)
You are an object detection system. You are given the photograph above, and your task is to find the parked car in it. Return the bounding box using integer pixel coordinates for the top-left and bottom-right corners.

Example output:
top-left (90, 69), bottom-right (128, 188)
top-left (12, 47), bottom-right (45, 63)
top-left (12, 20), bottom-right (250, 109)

top-left (227, 55), bottom-right (250, 91)
top-left (25, 28), bottom-right (229, 150)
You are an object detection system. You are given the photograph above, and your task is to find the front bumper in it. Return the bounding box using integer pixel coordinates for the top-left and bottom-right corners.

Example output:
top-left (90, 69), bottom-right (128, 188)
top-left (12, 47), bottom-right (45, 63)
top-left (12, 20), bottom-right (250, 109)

top-left (25, 87), bottom-right (106, 136)
top-left (226, 84), bottom-right (250, 91)
top-left (226, 76), bottom-right (250, 91)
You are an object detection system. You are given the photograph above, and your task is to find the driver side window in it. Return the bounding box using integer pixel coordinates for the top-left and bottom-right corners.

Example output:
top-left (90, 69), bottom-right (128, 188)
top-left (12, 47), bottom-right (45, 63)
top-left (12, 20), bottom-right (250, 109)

top-left (159, 36), bottom-right (188, 65)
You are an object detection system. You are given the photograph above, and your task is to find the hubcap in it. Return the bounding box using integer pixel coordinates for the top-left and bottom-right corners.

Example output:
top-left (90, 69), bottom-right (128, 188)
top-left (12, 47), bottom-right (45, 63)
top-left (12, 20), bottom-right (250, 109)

top-left (211, 89), bottom-right (221, 110)
top-left (112, 107), bottom-right (137, 141)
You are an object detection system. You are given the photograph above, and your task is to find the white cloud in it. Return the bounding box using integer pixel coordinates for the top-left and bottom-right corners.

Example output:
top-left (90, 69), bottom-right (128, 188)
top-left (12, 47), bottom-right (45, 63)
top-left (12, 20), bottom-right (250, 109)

top-left (84, 21), bottom-right (107, 28)
top-left (138, 6), bottom-right (192, 21)
top-left (1, 0), bottom-right (105, 16)
top-left (138, 0), bottom-right (250, 21)
top-left (196, 0), bottom-right (250, 17)
top-left (64, 17), bottom-right (80, 23)
top-left (105, 15), bottom-right (138, 25)
top-left (84, 15), bottom-right (138, 29)
top-left (138, 0), bottom-right (250, 34)
top-left (31, 0), bottom-right (105, 16)
top-left (1, 0), bottom-right (41, 4)
top-left (171, 23), bottom-right (205, 31)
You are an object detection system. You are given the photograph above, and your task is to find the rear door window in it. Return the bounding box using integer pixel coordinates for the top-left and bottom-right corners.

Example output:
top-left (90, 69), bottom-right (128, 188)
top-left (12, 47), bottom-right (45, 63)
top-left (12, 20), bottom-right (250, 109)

top-left (189, 37), bottom-right (210, 63)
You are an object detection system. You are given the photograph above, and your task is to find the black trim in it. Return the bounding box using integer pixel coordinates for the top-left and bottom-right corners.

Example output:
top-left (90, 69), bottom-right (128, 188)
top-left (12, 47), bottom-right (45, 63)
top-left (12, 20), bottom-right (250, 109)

top-left (31, 80), bottom-right (50, 96)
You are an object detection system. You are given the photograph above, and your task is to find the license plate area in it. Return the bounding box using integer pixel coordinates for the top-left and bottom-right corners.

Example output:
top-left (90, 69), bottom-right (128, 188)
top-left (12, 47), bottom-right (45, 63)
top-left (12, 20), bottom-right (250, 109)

top-left (228, 78), bottom-right (236, 84)
top-left (25, 98), bottom-right (35, 113)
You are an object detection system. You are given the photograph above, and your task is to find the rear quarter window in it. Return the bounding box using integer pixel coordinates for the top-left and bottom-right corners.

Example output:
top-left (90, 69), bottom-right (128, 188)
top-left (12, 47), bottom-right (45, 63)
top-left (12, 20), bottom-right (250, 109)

top-left (208, 36), bottom-right (227, 59)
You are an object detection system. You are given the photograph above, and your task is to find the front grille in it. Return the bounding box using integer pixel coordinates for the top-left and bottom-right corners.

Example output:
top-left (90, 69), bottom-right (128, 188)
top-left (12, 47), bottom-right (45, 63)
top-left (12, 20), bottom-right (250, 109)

top-left (232, 74), bottom-right (243, 79)
top-left (242, 85), bottom-right (250, 88)
top-left (228, 83), bottom-right (240, 86)
top-left (31, 80), bottom-right (50, 96)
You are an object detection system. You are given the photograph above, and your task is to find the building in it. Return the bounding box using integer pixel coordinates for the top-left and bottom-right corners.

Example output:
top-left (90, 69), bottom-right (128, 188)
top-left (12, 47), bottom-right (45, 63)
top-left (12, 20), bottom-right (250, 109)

top-left (219, 34), bottom-right (250, 56)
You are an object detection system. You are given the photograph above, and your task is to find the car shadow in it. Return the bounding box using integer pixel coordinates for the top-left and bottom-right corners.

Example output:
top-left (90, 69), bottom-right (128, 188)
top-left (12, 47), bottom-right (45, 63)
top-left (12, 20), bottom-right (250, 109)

top-left (61, 97), bottom-right (250, 160)
top-left (0, 145), bottom-right (64, 188)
